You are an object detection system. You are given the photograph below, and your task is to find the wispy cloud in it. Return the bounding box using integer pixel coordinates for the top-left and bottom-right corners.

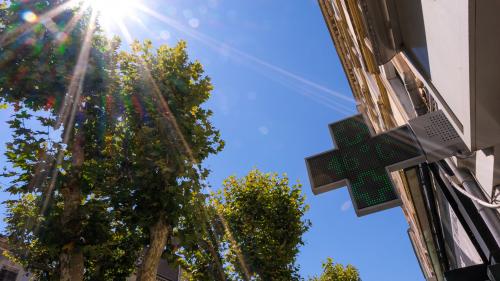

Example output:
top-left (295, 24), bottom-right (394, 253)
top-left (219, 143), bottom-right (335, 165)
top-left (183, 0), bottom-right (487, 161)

top-left (340, 200), bottom-right (352, 212)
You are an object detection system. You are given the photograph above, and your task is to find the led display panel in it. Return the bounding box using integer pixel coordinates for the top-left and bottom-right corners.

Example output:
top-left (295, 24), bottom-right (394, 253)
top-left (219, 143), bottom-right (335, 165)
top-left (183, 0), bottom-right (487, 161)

top-left (305, 114), bottom-right (425, 216)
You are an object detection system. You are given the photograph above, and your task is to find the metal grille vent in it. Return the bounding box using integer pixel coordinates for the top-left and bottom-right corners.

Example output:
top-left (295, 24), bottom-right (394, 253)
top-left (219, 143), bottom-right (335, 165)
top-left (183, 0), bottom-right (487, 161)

top-left (424, 113), bottom-right (460, 142)
top-left (408, 110), bottom-right (468, 163)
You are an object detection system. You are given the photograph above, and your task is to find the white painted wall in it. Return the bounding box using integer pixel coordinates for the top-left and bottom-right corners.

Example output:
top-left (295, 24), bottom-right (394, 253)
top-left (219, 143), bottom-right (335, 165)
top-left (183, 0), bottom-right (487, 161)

top-left (419, 0), bottom-right (471, 148)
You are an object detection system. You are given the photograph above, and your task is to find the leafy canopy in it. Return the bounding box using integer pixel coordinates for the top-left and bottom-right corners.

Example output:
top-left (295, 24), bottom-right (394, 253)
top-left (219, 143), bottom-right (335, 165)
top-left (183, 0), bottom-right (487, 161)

top-left (99, 39), bottom-right (224, 253)
top-left (310, 258), bottom-right (361, 281)
top-left (214, 169), bottom-right (311, 281)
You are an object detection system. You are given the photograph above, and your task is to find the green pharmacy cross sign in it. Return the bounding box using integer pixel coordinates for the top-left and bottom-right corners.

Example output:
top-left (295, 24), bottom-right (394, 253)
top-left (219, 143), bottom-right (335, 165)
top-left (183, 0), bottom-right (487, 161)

top-left (305, 114), bottom-right (426, 216)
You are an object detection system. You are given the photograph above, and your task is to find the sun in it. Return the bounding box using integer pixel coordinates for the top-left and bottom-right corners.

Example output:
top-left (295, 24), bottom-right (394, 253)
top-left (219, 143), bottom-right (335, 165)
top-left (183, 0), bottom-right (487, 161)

top-left (79, 0), bottom-right (142, 40)
top-left (85, 0), bottom-right (139, 20)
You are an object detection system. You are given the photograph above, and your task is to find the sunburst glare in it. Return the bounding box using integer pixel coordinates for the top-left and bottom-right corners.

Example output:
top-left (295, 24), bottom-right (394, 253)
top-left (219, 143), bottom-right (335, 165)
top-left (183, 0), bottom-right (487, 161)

top-left (77, 0), bottom-right (140, 40)
top-left (85, 0), bottom-right (138, 19)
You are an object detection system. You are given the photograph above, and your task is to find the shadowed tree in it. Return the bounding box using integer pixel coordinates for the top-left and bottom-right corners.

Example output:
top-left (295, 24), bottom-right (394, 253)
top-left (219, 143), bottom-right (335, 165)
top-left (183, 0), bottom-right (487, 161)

top-left (1, 2), bottom-right (224, 280)
top-left (0, 1), bottom-right (137, 280)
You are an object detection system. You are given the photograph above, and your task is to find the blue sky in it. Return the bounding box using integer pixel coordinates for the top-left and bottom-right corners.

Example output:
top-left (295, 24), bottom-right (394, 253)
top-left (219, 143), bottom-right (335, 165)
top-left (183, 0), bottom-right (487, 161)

top-left (0, 0), bottom-right (424, 280)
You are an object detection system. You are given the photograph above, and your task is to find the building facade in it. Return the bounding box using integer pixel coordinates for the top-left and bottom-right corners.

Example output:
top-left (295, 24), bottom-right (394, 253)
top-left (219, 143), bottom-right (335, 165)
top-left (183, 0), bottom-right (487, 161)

top-left (0, 237), bottom-right (31, 281)
top-left (317, 0), bottom-right (500, 280)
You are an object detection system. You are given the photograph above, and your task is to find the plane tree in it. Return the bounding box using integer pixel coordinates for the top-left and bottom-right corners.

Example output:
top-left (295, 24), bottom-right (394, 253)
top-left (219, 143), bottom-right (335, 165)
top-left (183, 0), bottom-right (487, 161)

top-left (175, 194), bottom-right (228, 281)
top-left (0, 1), bottom-right (141, 280)
top-left (107, 39), bottom-right (224, 281)
top-left (309, 258), bottom-right (362, 281)
top-left (177, 170), bottom-right (311, 281)
top-left (1, 2), bottom-right (311, 281)
top-left (1, 1), bottom-right (224, 280)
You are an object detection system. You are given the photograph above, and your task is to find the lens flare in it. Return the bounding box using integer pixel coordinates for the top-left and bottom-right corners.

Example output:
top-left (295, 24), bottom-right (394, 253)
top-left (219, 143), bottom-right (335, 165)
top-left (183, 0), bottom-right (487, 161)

top-left (86, 0), bottom-right (138, 20)
top-left (22, 11), bottom-right (38, 23)
top-left (77, 0), bottom-right (139, 39)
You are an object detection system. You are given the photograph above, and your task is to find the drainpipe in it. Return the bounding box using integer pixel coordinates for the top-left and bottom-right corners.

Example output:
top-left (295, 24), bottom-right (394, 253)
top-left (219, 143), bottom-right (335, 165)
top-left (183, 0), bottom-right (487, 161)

top-left (443, 158), bottom-right (500, 250)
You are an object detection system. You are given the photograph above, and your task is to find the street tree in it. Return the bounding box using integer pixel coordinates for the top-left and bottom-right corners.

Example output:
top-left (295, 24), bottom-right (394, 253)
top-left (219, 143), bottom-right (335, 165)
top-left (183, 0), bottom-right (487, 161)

top-left (1, 2), bottom-right (224, 280)
top-left (109, 40), bottom-right (224, 281)
top-left (213, 169), bottom-right (311, 281)
top-left (0, 1), bottom-right (135, 280)
top-left (309, 258), bottom-right (362, 281)
top-left (175, 194), bottom-right (228, 281)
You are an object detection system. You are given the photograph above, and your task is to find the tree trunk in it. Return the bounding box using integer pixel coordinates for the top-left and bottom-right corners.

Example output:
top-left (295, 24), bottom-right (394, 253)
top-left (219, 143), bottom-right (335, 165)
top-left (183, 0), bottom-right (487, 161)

top-left (59, 182), bottom-right (84, 281)
top-left (59, 134), bottom-right (85, 281)
top-left (205, 221), bottom-right (226, 281)
top-left (205, 239), bottom-right (226, 281)
top-left (59, 241), bottom-right (84, 281)
top-left (137, 217), bottom-right (169, 281)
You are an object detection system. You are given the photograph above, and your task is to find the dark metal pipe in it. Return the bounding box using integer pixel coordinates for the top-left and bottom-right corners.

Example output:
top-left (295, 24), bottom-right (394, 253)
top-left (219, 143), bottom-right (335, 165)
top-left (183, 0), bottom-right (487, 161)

top-left (428, 164), bottom-right (488, 263)
top-left (417, 163), bottom-right (450, 272)
top-left (429, 163), bottom-right (500, 264)
top-left (443, 159), bottom-right (500, 249)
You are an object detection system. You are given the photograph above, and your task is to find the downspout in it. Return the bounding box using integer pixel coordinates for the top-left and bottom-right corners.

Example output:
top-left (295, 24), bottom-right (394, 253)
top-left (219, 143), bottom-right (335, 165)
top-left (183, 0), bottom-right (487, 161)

top-left (443, 158), bottom-right (500, 251)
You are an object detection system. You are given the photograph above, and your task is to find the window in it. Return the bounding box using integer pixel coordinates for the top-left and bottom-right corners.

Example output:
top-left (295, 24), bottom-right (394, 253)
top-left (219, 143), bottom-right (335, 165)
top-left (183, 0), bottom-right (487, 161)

top-left (0, 268), bottom-right (18, 281)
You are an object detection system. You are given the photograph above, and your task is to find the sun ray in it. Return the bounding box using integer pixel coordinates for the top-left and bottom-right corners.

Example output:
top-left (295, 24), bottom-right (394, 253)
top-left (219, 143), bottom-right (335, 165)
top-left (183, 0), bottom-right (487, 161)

top-left (241, 56), bottom-right (355, 114)
top-left (126, 15), bottom-right (159, 40)
top-left (81, 0), bottom-right (138, 37)
top-left (138, 60), bottom-right (196, 163)
top-left (212, 202), bottom-right (252, 279)
top-left (2, 2), bottom-right (94, 218)
top-left (134, 51), bottom-right (255, 279)
top-left (58, 5), bottom-right (88, 40)
top-left (135, 4), bottom-right (355, 108)
top-left (115, 18), bottom-right (133, 43)
top-left (35, 10), bottom-right (98, 233)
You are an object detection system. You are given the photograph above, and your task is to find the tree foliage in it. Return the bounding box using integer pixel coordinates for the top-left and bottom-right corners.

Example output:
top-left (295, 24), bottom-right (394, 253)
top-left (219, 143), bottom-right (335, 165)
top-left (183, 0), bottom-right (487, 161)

top-left (113, 39), bottom-right (224, 230)
top-left (0, 1), bottom-right (129, 279)
top-left (1, 0), bottom-right (226, 278)
top-left (1, 2), bottom-right (318, 281)
top-left (101, 39), bottom-right (224, 281)
top-left (309, 258), bottom-right (361, 281)
top-left (176, 194), bottom-right (228, 281)
top-left (196, 169), bottom-right (311, 281)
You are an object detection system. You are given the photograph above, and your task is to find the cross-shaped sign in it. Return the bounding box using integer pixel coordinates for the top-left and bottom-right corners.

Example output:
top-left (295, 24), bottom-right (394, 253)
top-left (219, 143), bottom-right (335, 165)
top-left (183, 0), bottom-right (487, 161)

top-left (305, 114), bottom-right (426, 216)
